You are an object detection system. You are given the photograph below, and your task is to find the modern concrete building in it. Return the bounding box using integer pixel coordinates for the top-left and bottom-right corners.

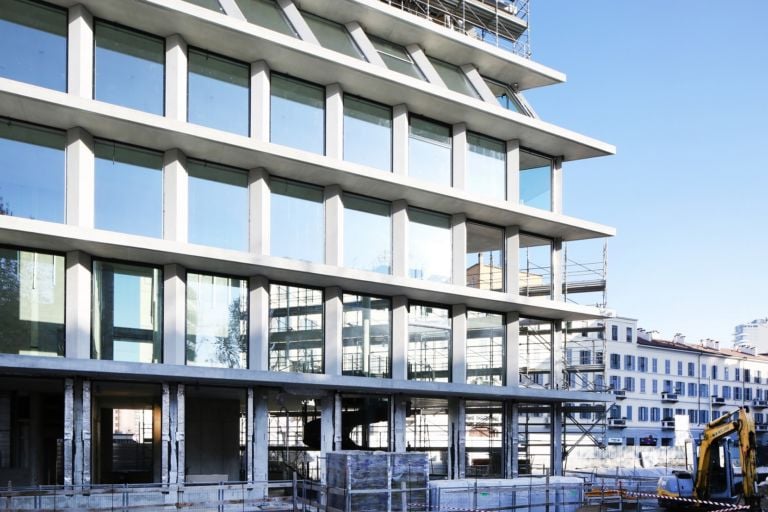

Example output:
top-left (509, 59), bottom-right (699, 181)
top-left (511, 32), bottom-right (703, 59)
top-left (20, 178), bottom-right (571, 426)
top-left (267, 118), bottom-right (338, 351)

top-left (0, 0), bottom-right (616, 491)
top-left (734, 318), bottom-right (768, 354)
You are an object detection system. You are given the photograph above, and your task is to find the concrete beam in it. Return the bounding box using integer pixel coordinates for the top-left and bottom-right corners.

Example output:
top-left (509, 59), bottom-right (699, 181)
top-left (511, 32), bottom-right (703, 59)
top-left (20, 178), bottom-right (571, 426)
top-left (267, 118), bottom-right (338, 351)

top-left (67, 5), bottom-right (93, 98)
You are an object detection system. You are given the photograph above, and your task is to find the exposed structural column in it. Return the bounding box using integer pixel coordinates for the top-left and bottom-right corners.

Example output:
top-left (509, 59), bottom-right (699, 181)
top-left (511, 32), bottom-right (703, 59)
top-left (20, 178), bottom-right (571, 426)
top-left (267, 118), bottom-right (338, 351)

top-left (64, 378), bottom-right (91, 487)
top-left (250, 62), bottom-right (270, 143)
top-left (165, 34), bottom-right (188, 122)
top-left (392, 104), bottom-right (409, 177)
top-left (161, 383), bottom-right (186, 485)
top-left (504, 402), bottom-right (520, 478)
top-left (448, 399), bottom-right (466, 479)
top-left (451, 214), bottom-right (467, 287)
top-left (551, 156), bottom-right (564, 214)
top-left (452, 123), bottom-right (468, 190)
top-left (551, 403), bottom-right (564, 475)
top-left (506, 140), bottom-right (520, 204)
top-left (452, 305), bottom-right (467, 384)
top-left (391, 295), bottom-right (409, 453)
top-left (325, 84), bottom-right (344, 159)
top-left (67, 5), bottom-right (93, 98)
top-left (249, 168), bottom-right (271, 255)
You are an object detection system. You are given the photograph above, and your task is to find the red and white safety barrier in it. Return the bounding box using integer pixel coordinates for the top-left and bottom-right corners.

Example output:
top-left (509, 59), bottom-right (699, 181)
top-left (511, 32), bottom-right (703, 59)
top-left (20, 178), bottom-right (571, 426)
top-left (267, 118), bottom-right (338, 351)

top-left (623, 490), bottom-right (750, 510)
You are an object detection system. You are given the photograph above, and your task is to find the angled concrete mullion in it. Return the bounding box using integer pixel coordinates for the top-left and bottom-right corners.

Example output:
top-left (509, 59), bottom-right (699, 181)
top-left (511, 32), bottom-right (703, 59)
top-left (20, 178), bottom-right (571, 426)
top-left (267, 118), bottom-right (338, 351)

top-left (345, 21), bottom-right (385, 67)
top-left (217, 0), bottom-right (246, 20)
top-left (406, 44), bottom-right (444, 86)
top-left (461, 63), bottom-right (496, 104)
top-left (276, 0), bottom-right (319, 45)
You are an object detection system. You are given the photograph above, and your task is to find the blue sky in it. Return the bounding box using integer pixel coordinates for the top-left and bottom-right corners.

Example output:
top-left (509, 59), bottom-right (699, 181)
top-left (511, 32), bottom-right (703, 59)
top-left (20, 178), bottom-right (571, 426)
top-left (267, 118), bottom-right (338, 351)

top-left (524, 2), bottom-right (768, 343)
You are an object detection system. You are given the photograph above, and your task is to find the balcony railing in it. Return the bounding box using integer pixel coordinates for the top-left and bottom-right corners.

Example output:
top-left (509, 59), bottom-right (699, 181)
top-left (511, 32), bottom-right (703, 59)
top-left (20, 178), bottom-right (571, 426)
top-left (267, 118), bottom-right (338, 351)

top-left (711, 396), bottom-right (726, 406)
top-left (661, 392), bottom-right (679, 403)
top-left (661, 419), bottom-right (675, 430)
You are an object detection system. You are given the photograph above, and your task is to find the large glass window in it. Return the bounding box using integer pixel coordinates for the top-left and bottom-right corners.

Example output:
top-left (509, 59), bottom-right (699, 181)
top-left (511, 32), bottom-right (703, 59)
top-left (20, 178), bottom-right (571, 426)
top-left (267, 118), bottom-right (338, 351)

top-left (342, 293), bottom-right (391, 378)
top-left (186, 272), bottom-right (248, 369)
top-left (270, 74), bottom-right (324, 154)
top-left (409, 117), bottom-right (451, 187)
top-left (270, 178), bottom-right (324, 263)
top-left (519, 233), bottom-right (552, 299)
top-left (520, 150), bottom-right (553, 211)
top-left (466, 222), bottom-right (504, 291)
top-left (94, 141), bottom-right (163, 237)
top-left (408, 304), bottom-right (451, 382)
top-left (467, 133), bottom-right (505, 201)
top-left (94, 21), bottom-right (164, 115)
top-left (0, 247), bottom-right (64, 356)
top-left (0, 120), bottom-right (65, 223)
top-left (92, 260), bottom-right (162, 363)
top-left (188, 48), bottom-right (249, 135)
top-left (467, 311), bottom-right (504, 386)
top-left (465, 400), bottom-right (503, 478)
top-left (187, 160), bottom-right (249, 251)
top-left (408, 208), bottom-right (451, 283)
top-left (519, 317), bottom-right (553, 388)
top-left (483, 77), bottom-right (527, 114)
top-left (343, 194), bottom-right (390, 274)
top-left (343, 96), bottom-right (392, 172)
top-left (369, 36), bottom-right (424, 80)
top-left (428, 57), bottom-right (479, 98)
top-left (0, 0), bottom-right (66, 91)
top-left (269, 283), bottom-right (323, 373)
top-left (235, 0), bottom-right (296, 36)
top-left (303, 13), bottom-right (363, 60)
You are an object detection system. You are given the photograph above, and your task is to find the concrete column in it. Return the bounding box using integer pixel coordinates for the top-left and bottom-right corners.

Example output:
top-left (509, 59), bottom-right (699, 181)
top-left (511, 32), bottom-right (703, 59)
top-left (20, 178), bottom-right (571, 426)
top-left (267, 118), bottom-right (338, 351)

top-left (392, 295), bottom-right (408, 381)
top-left (165, 35), bottom-right (188, 122)
top-left (506, 140), bottom-right (520, 204)
top-left (65, 127), bottom-right (94, 228)
top-left (451, 214), bottom-right (466, 287)
top-left (452, 123), bottom-right (467, 190)
top-left (505, 312), bottom-right (520, 387)
top-left (505, 226), bottom-right (520, 295)
top-left (253, 391), bottom-right (270, 488)
top-left (452, 305), bottom-right (467, 384)
top-left (65, 251), bottom-right (91, 359)
top-left (64, 378), bottom-right (74, 487)
top-left (249, 168), bottom-right (270, 255)
top-left (249, 276), bottom-right (270, 371)
top-left (320, 392), bottom-right (341, 483)
top-left (324, 185), bottom-right (343, 266)
top-left (73, 381), bottom-right (82, 485)
top-left (406, 44), bottom-right (444, 86)
top-left (161, 384), bottom-right (170, 484)
top-left (168, 384), bottom-right (178, 484)
top-left (82, 380), bottom-right (92, 485)
top-left (392, 200), bottom-right (408, 278)
top-left (448, 399), bottom-right (465, 479)
top-left (346, 21), bottom-right (384, 66)
top-left (505, 402), bottom-right (520, 478)
top-left (163, 264), bottom-right (186, 365)
top-left (552, 238), bottom-right (564, 301)
top-left (391, 396), bottom-right (408, 452)
top-left (324, 286), bottom-right (343, 376)
top-left (277, 0), bottom-right (319, 44)
top-left (246, 388), bottom-right (255, 482)
top-left (163, 149), bottom-right (188, 243)
top-left (392, 104), bottom-right (409, 177)
top-left (251, 62), bottom-right (270, 143)
top-left (325, 84), bottom-right (344, 159)
top-left (552, 321), bottom-right (565, 390)
top-left (460, 64), bottom-right (496, 103)
top-left (551, 403), bottom-right (563, 475)
top-left (552, 156), bottom-right (563, 214)
top-left (176, 384), bottom-right (186, 484)
top-left (67, 5), bottom-right (93, 98)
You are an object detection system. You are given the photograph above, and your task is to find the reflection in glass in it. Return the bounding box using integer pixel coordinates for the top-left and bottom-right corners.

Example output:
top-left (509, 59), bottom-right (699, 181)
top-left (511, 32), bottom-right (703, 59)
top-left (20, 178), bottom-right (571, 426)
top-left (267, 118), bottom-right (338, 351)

top-left (0, 247), bottom-right (64, 356)
top-left (519, 317), bottom-right (553, 389)
top-left (342, 294), bottom-right (391, 378)
top-left (186, 273), bottom-right (248, 368)
top-left (408, 304), bottom-right (450, 382)
top-left (270, 178), bottom-right (324, 262)
top-left (428, 57), bottom-right (479, 98)
top-left (467, 133), bottom-right (505, 200)
top-left (95, 141), bottom-right (163, 237)
top-left (236, 0), bottom-right (296, 36)
top-left (466, 311), bottom-right (504, 386)
top-left (409, 117), bottom-right (451, 187)
top-left (483, 77), bottom-right (526, 114)
top-left (408, 208), bottom-right (451, 283)
top-left (520, 150), bottom-right (552, 210)
top-left (369, 36), bottom-right (424, 80)
top-left (92, 260), bottom-right (162, 363)
top-left (94, 21), bottom-right (164, 115)
top-left (269, 283), bottom-right (323, 373)
top-left (343, 96), bottom-right (392, 171)
top-left (188, 48), bottom-right (249, 135)
top-left (343, 194), bottom-right (391, 274)
top-left (0, 0), bottom-right (66, 90)
top-left (0, 120), bottom-right (65, 223)
top-left (188, 160), bottom-right (249, 251)
top-left (271, 74), bottom-right (324, 154)
top-left (466, 222), bottom-right (504, 291)
top-left (406, 397), bottom-right (449, 479)
top-left (341, 395), bottom-right (389, 450)
top-left (465, 400), bottom-right (503, 478)
top-left (519, 233), bottom-right (552, 298)
top-left (303, 13), bottom-right (363, 60)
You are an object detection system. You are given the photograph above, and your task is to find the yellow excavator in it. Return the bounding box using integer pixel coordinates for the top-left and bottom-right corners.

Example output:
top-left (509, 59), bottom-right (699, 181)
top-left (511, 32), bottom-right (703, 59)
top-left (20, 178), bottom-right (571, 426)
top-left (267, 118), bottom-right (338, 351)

top-left (657, 406), bottom-right (760, 510)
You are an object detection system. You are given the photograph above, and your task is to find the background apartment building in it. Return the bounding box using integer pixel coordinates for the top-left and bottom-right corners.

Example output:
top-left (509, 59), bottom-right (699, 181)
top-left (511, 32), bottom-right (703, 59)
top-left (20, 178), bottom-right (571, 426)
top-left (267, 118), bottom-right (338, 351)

top-left (0, 0), bottom-right (615, 488)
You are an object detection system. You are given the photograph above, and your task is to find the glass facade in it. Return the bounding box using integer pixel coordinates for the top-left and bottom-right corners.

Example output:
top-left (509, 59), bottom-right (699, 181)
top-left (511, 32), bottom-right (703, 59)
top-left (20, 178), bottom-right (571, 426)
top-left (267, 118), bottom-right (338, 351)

top-left (235, 0), bottom-right (295, 36)
top-left (408, 208), bottom-right (451, 283)
top-left (467, 133), bottom-right (505, 200)
top-left (428, 57), bottom-right (479, 98)
top-left (484, 77), bottom-right (526, 114)
top-left (408, 304), bottom-right (450, 382)
top-left (0, 247), bottom-right (65, 357)
top-left (519, 233), bottom-right (552, 299)
top-left (343, 194), bottom-right (391, 273)
top-left (519, 317), bottom-right (553, 389)
top-left (94, 141), bottom-right (163, 238)
top-left (188, 48), bottom-right (250, 135)
top-left (466, 222), bottom-right (504, 291)
top-left (342, 293), bottom-right (391, 378)
top-left (92, 260), bottom-right (163, 363)
top-left (466, 311), bottom-right (504, 386)
top-left (369, 36), bottom-right (424, 80)
top-left (520, 150), bottom-right (553, 210)
top-left (0, 121), bottom-right (65, 223)
top-left (94, 21), bottom-right (164, 115)
top-left (186, 272), bottom-right (248, 369)
top-left (343, 96), bottom-right (392, 171)
top-left (187, 160), bottom-right (249, 251)
top-left (409, 117), bottom-right (451, 187)
top-left (270, 74), bottom-right (325, 154)
top-left (465, 400), bottom-right (503, 478)
top-left (269, 283), bottom-right (323, 373)
top-left (270, 178), bottom-right (324, 263)
top-left (0, 0), bottom-right (66, 91)
top-left (303, 13), bottom-right (363, 60)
